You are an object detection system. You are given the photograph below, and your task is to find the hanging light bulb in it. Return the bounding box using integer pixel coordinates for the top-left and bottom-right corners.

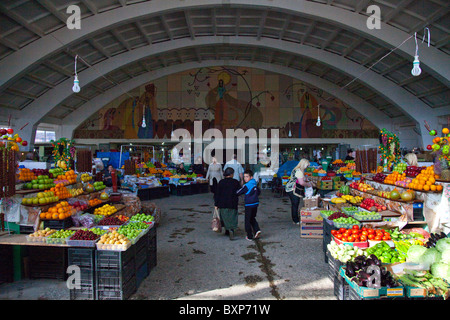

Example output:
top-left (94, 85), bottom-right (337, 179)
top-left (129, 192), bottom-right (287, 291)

top-left (411, 29), bottom-right (430, 77)
top-left (72, 55), bottom-right (80, 93)
top-left (316, 104), bottom-right (321, 127)
top-left (411, 55), bottom-right (421, 77)
top-left (141, 105), bottom-right (146, 128)
top-left (288, 123), bottom-right (292, 137)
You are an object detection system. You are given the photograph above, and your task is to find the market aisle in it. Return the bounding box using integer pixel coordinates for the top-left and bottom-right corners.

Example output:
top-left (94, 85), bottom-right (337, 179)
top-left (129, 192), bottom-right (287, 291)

top-left (131, 190), bottom-right (335, 300)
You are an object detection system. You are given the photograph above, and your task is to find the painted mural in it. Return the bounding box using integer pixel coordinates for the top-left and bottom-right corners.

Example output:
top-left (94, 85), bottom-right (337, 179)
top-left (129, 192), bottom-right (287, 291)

top-left (74, 66), bottom-right (379, 139)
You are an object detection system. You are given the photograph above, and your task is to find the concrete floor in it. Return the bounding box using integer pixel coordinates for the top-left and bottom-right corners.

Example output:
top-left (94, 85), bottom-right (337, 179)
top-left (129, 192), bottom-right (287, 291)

top-left (0, 190), bottom-right (335, 300)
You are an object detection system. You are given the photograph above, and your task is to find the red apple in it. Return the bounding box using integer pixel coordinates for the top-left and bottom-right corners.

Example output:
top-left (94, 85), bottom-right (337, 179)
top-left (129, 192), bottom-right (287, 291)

top-left (7, 128), bottom-right (13, 134)
top-left (21, 141), bottom-right (27, 146)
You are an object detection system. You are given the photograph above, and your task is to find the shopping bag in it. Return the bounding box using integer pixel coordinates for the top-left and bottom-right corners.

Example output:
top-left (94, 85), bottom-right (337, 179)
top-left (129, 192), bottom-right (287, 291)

top-left (304, 187), bottom-right (314, 198)
top-left (211, 207), bottom-right (222, 233)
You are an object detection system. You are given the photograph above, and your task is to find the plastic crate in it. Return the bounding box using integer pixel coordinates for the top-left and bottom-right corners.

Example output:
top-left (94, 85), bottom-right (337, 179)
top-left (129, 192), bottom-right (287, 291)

top-left (68, 248), bottom-right (96, 268)
top-left (95, 248), bottom-right (135, 269)
top-left (67, 237), bottom-right (100, 248)
top-left (96, 241), bottom-right (132, 251)
top-left (26, 235), bottom-right (49, 243)
top-left (96, 257), bottom-right (136, 287)
top-left (136, 262), bottom-right (149, 288)
top-left (135, 246), bottom-right (147, 270)
top-left (334, 275), bottom-right (350, 300)
top-left (43, 217), bottom-right (73, 230)
top-left (70, 284), bottom-right (96, 300)
top-left (96, 275), bottom-right (136, 300)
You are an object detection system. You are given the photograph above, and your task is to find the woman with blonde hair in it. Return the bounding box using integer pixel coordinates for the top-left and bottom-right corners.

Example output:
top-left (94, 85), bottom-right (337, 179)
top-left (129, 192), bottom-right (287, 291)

top-left (285, 158), bottom-right (313, 225)
top-left (404, 153), bottom-right (419, 167)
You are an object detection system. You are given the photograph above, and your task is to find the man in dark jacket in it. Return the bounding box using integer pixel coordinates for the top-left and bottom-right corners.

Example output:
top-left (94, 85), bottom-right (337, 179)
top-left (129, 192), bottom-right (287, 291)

top-left (237, 169), bottom-right (261, 241)
top-left (214, 167), bottom-right (241, 240)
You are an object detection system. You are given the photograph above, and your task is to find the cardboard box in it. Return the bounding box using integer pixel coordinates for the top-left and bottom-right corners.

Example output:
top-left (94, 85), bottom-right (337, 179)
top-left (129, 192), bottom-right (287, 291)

top-left (303, 197), bottom-right (319, 208)
top-left (300, 222), bottom-right (323, 238)
top-left (299, 208), bottom-right (323, 223)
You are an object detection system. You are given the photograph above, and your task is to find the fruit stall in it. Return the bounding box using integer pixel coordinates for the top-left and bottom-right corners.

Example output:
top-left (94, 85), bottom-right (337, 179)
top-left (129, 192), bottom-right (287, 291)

top-left (0, 135), bottom-right (162, 299)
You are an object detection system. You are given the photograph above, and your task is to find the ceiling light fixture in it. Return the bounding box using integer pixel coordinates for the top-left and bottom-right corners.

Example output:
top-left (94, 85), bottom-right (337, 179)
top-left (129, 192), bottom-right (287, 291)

top-left (316, 104), bottom-right (321, 127)
top-left (72, 55), bottom-right (80, 93)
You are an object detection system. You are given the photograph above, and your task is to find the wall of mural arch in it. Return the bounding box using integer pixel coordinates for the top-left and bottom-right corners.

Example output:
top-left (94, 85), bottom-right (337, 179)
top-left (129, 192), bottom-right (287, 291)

top-left (74, 66), bottom-right (379, 140)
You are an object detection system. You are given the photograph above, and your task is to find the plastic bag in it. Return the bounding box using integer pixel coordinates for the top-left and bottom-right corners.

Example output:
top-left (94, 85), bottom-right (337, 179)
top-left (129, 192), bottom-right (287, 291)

top-left (212, 207), bottom-right (222, 233)
top-left (305, 187), bottom-right (314, 198)
top-left (78, 213), bottom-right (96, 228)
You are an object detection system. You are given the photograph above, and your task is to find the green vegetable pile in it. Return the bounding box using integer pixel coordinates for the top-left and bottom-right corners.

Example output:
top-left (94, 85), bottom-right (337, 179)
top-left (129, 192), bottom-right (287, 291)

top-left (366, 241), bottom-right (405, 264)
top-left (130, 213), bottom-right (154, 222)
top-left (397, 269), bottom-right (448, 298)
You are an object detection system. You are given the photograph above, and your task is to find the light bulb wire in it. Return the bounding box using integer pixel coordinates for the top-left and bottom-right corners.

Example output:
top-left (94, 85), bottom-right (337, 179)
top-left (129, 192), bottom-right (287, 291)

top-left (74, 54), bottom-right (78, 78)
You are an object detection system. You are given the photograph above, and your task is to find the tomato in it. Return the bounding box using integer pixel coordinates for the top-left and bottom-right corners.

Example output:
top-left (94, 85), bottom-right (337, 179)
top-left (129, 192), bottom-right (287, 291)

top-left (374, 236), bottom-right (382, 241)
top-left (341, 236), bottom-right (347, 242)
top-left (352, 225), bottom-right (360, 230)
top-left (382, 236), bottom-right (389, 240)
top-left (353, 236), bottom-right (360, 242)
top-left (331, 230), bottom-right (337, 236)
top-left (335, 234), bottom-right (343, 240)
top-left (367, 229), bottom-right (375, 234)
top-left (361, 231), bottom-right (368, 236)
top-left (376, 229), bottom-right (383, 235)
top-left (368, 234), bottom-right (375, 240)
top-left (347, 236), bottom-right (354, 242)
top-left (352, 229), bottom-right (359, 234)
top-left (384, 234), bottom-right (391, 240)
top-left (339, 228), bottom-right (346, 233)
top-left (361, 227), bottom-right (367, 231)
top-left (360, 235), bottom-right (367, 241)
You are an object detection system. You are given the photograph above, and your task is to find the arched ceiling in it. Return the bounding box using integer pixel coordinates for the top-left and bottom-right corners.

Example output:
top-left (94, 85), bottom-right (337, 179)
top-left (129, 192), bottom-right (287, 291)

top-left (0, 0), bottom-right (449, 147)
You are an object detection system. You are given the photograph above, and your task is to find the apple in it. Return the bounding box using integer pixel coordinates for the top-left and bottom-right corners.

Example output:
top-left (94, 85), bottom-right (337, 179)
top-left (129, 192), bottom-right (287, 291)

top-left (7, 128), bottom-right (13, 134)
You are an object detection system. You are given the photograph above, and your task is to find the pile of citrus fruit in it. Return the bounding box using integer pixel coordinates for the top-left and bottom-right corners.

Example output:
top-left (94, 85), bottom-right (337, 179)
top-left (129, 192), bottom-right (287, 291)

top-left (17, 168), bottom-right (37, 181)
top-left (56, 170), bottom-right (77, 184)
top-left (94, 204), bottom-right (117, 216)
top-left (39, 201), bottom-right (76, 220)
top-left (383, 171), bottom-right (406, 185)
top-left (407, 166), bottom-right (443, 192)
top-left (49, 183), bottom-right (71, 199)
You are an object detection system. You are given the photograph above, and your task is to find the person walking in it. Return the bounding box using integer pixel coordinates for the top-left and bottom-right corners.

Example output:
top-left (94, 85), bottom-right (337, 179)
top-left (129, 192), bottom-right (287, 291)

top-left (285, 159), bottom-right (313, 225)
top-left (205, 156), bottom-right (223, 195)
top-left (237, 169), bottom-right (261, 241)
top-left (214, 168), bottom-right (241, 240)
top-left (223, 153), bottom-right (244, 185)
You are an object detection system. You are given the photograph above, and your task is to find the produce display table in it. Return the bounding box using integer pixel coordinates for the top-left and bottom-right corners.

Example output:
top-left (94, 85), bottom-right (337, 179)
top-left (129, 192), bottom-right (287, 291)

top-left (0, 226), bottom-right (158, 300)
top-left (362, 179), bottom-right (449, 232)
top-left (169, 183), bottom-right (209, 196)
top-left (136, 185), bottom-right (170, 201)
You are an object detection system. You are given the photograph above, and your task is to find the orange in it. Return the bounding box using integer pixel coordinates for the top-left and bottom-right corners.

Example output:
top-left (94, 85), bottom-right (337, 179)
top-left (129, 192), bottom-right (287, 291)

top-left (423, 185), bottom-right (430, 191)
top-left (436, 185), bottom-right (443, 192)
top-left (40, 212), bottom-right (46, 219)
top-left (417, 185), bottom-right (423, 191)
top-left (430, 185), bottom-right (436, 191)
top-left (52, 213), bottom-right (59, 219)
top-left (426, 181), bottom-right (432, 186)
top-left (428, 177), bottom-right (435, 184)
top-left (58, 213), bottom-right (65, 220)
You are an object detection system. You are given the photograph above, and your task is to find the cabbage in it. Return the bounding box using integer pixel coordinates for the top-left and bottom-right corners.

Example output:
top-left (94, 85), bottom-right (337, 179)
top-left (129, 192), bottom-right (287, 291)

top-left (406, 245), bottom-right (428, 263)
top-left (430, 262), bottom-right (449, 282)
top-left (420, 248), bottom-right (442, 267)
top-left (441, 249), bottom-right (450, 264)
top-left (435, 237), bottom-right (450, 253)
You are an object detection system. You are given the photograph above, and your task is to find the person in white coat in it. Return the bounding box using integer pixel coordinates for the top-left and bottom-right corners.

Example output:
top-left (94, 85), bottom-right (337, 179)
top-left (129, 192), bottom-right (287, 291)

top-left (206, 156), bottom-right (223, 194)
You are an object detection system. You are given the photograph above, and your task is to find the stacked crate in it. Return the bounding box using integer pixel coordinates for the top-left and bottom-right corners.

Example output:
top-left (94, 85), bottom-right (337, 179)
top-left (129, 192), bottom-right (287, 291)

top-left (135, 230), bottom-right (150, 288)
top-left (29, 247), bottom-right (67, 280)
top-left (95, 249), bottom-right (137, 300)
top-left (147, 227), bottom-right (157, 271)
top-left (68, 248), bottom-right (96, 300)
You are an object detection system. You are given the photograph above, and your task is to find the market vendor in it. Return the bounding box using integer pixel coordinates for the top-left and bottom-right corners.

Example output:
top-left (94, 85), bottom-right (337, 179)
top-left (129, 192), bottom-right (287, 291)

top-left (177, 163), bottom-right (187, 175)
top-left (192, 156), bottom-right (205, 176)
top-left (404, 152), bottom-right (419, 167)
top-left (345, 149), bottom-right (355, 161)
top-left (103, 164), bottom-right (113, 187)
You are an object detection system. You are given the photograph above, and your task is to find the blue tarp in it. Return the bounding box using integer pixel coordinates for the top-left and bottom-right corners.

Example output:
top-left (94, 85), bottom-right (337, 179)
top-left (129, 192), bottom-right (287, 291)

top-left (277, 160), bottom-right (298, 177)
top-left (97, 152), bottom-right (130, 169)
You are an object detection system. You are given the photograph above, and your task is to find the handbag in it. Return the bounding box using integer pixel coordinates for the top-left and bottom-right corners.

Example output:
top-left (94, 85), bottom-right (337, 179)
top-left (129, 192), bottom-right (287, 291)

top-left (211, 207), bottom-right (222, 233)
top-left (293, 182), bottom-right (305, 198)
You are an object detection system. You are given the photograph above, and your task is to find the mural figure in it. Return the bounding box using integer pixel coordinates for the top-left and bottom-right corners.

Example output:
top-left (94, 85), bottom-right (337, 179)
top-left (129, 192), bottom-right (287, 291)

top-left (137, 84), bottom-right (158, 139)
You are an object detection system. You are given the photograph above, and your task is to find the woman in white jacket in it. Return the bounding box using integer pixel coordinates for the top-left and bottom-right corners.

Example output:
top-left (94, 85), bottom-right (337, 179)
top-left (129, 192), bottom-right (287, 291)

top-left (206, 157), bottom-right (223, 194)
